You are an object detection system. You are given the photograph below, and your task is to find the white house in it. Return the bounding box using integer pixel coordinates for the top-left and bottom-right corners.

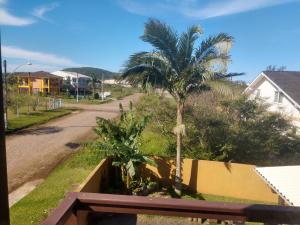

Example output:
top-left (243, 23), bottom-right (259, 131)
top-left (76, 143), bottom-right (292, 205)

top-left (244, 71), bottom-right (300, 128)
top-left (51, 71), bottom-right (91, 91)
top-left (103, 79), bottom-right (131, 87)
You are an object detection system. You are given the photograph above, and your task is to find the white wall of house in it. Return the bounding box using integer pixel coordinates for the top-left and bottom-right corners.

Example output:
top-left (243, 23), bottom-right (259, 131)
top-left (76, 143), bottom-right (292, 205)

top-left (52, 71), bottom-right (91, 89)
top-left (247, 75), bottom-right (300, 128)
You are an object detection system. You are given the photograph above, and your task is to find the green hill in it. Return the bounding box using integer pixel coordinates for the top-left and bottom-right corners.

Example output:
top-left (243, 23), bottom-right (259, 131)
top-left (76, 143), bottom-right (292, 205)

top-left (63, 67), bottom-right (119, 80)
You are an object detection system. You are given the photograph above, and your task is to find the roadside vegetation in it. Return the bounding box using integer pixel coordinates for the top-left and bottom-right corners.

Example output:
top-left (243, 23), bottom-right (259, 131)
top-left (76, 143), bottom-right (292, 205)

top-left (62, 84), bottom-right (140, 104)
top-left (7, 108), bottom-right (73, 133)
top-left (10, 144), bottom-right (104, 225)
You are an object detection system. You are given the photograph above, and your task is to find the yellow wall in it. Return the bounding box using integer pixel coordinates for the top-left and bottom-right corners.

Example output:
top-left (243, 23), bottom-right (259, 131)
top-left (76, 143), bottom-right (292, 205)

top-left (144, 158), bottom-right (279, 204)
top-left (17, 77), bottom-right (62, 94)
top-left (76, 157), bottom-right (279, 204)
top-left (77, 158), bottom-right (111, 193)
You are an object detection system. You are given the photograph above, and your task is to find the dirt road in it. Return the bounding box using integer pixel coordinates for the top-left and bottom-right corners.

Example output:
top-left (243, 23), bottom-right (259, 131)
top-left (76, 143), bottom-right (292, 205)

top-left (6, 94), bottom-right (141, 192)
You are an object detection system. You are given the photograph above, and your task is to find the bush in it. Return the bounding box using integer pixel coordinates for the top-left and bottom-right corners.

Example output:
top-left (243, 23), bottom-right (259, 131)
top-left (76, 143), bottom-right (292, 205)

top-left (136, 87), bottom-right (300, 166)
top-left (94, 92), bottom-right (100, 99)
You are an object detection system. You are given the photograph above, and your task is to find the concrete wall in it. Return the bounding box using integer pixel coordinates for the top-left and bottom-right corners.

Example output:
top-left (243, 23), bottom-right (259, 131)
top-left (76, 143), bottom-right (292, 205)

top-left (76, 157), bottom-right (279, 204)
top-left (77, 158), bottom-right (111, 193)
top-left (143, 158), bottom-right (279, 204)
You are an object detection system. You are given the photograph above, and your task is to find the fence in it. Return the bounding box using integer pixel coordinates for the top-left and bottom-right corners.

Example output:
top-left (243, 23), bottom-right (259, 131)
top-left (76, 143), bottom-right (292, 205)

top-left (47, 98), bottom-right (63, 110)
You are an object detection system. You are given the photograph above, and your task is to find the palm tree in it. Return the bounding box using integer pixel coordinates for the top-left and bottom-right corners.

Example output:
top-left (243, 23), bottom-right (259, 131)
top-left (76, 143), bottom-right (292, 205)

top-left (121, 19), bottom-right (242, 196)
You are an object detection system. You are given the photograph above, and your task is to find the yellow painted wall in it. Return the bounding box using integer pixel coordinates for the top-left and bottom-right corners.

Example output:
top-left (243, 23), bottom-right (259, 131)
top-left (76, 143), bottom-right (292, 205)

top-left (144, 158), bottom-right (279, 204)
top-left (77, 157), bottom-right (278, 204)
top-left (77, 158), bottom-right (111, 193)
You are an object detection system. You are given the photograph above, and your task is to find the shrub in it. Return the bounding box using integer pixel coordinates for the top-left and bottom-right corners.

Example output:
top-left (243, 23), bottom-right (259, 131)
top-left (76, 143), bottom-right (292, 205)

top-left (136, 87), bottom-right (300, 166)
top-left (94, 92), bottom-right (100, 99)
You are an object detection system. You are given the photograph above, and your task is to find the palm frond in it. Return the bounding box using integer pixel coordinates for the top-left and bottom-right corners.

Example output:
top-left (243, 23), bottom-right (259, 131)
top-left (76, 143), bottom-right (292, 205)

top-left (141, 19), bottom-right (178, 71)
top-left (122, 64), bottom-right (167, 88)
top-left (195, 33), bottom-right (233, 62)
top-left (177, 25), bottom-right (202, 70)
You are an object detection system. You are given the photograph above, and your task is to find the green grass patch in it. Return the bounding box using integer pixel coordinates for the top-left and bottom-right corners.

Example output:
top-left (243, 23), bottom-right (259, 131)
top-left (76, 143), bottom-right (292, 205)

top-left (10, 145), bottom-right (104, 225)
top-left (6, 108), bottom-right (73, 133)
top-left (140, 129), bottom-right (173, 156)
top-left (103, 84), bottom-right (140, 100)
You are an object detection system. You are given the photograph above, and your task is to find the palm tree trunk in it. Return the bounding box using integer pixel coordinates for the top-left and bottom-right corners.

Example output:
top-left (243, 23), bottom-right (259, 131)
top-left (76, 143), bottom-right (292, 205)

top-left (126, 174), bottom-right (130, 190)
top-left (175, 100), bottom-right (184, 196)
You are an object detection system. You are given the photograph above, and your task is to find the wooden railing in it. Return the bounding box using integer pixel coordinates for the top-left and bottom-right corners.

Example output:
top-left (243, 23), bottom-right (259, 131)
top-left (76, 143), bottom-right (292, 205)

top-left (41, 192), bottom-right (300, 225)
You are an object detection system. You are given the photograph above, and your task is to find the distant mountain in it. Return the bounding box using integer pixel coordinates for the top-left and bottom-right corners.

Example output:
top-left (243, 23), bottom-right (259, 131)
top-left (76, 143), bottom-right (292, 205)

top-left (63, 67), bottom-right (119, 80)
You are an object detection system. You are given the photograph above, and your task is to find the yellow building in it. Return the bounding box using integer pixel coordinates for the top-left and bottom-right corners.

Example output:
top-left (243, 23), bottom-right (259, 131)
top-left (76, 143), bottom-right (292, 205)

top-left (16, 71), bottom-right (63, 95)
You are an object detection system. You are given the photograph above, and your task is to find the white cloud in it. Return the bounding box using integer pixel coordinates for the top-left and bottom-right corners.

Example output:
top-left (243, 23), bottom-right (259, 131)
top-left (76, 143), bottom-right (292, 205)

top-left (183, 0), bottom-right (299, 18)
top-left (117, 0), bottom-right (299, 19)
top-left (6, 63), bottom-right (62, 73)
top-left (32, 2), bottom-right (59, 21)
top-left (2, 45), bottom-right (82, 69)
top-left (0, 8), bottom-right (35, 26)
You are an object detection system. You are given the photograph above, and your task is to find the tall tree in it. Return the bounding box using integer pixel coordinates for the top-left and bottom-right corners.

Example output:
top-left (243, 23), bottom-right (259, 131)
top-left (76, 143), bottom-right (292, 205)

top-left (122, 19), bottom-right (241, 195)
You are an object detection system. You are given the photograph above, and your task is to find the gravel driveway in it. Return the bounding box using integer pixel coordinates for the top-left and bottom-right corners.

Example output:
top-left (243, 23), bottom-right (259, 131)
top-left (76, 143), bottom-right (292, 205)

top-left (6, 94), bottom-right (142, 192)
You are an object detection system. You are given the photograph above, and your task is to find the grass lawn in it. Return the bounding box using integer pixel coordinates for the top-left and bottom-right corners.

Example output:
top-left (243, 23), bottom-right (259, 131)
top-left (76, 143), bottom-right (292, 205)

top-left (63, 98), bottom-right (112, 105)
top-left (10, 144), bottom-right (104, 225)
top-left (103, 84), bottom-right (140, 100)
top-left (140, 129), bottom-right (173, 156)
top-left (6, 108), bottom-right (74, 133)
top-left (182, 190), bottom-right (275, 205)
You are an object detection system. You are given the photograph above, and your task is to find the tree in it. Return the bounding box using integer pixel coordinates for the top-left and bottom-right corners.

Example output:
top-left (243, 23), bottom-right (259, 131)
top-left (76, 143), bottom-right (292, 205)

top-left (95, 102), bottom-right (156, 190)
top-left (265, 65), bottom-right (287, 71)
top-left (121, 19), bottom-right (241, 195)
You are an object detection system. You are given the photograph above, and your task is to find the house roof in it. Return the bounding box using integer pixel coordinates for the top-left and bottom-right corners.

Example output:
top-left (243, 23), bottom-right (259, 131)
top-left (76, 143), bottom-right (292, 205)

top-left (15, 71), bottom-right (62, 79)
top-left (263, 71), bottom-right (300, 106)
top-left (255, 166), bottom-right (300, 206)
top-left (51, 71), bottom-right (91, 79)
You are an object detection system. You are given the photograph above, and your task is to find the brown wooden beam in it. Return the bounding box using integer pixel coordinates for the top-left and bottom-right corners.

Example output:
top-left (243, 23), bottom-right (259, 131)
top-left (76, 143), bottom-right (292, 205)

top-left (41, 192), bottom-right (78, 225)
top-left (42, 192), bottom-right (300, 225)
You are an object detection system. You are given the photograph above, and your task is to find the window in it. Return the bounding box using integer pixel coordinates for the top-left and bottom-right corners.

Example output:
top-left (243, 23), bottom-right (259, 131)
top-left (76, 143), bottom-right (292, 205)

top-left (255, 89), bottom-right (261, 98)
top-left (274, 91), bottom-right (283, 103)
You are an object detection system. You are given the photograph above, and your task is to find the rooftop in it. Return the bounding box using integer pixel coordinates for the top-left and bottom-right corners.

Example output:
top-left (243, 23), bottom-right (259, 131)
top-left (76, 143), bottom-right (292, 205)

top-left (263, 71), bottom-right (300, 105)
top-left (256, 165), bottom-right (300, 206)
top-left (15, 71), bottom-right (62, 79)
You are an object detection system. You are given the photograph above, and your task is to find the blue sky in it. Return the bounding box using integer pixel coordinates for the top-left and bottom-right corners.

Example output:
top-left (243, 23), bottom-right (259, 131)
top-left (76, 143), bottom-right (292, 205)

top-left (1, 0), bottom-right (300, 82)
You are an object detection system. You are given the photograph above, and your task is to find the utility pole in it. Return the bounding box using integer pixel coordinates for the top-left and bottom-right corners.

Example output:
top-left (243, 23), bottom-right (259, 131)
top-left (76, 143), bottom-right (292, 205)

top-left (0, 32), bottom-right (10, 225)
top-left (76, 72), bottom-right (79, 103)
top-left (101, 74), bottom-right (104, 101)
top-left (3, 60), bottom-right (7, 129)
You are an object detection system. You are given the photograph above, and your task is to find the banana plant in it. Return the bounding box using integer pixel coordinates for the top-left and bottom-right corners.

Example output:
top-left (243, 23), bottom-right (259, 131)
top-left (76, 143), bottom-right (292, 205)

top-left (95, 102), bottom-right (156, 190)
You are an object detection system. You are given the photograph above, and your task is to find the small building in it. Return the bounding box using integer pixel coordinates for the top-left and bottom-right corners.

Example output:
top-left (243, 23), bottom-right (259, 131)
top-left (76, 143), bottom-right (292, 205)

top-left (51, 71), bottom-right (91, 94)
top-left (103, 79), bottom-right (131, 87)
top-left (16, 71), bottom-right (63, 95)
top-left (244, 71), bottom-right (300, 128)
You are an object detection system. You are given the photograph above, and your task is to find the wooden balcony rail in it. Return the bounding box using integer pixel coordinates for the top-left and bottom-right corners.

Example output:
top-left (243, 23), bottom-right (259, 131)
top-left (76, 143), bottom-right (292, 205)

top-left (41, 192), bottom-right (300, 225)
